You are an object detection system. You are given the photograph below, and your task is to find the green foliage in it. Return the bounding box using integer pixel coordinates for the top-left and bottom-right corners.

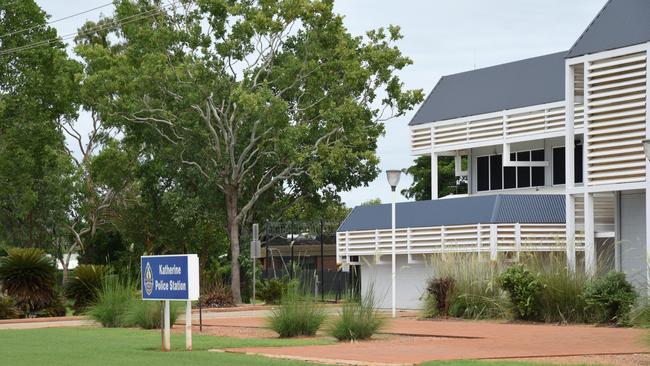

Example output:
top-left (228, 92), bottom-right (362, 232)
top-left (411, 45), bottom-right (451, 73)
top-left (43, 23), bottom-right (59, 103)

top-left (583, 271), bottom-right (637, 325)
top-left (630, 297), bottom-right (650, 328)
top-left (329, 289), bottom-right (384, 341)
top-left (257, 277), bottom-right (289, 305)
top-left (429, 254), bottom-right (510, 320)
top-left (0, 248), bottom-right (57, 313)
top-left (199, 280), bottom-right (234, 308)
top-left (498, 265), bottom-right (544, 320)
top-left (523, 254), bottom-right (589, 324)
top-left (122, 299), bottom-right (180, 330)
top-left (0, 294), bottom-right (19, 319)
top-left (65, 264), bottom-right (111, 312)
top-left (424, 276), bottom-right (456, 317)
top-left (268, 283), bottom-right (325, 338)
top-left (0, 327), bottom-right (332, 366)
top-left (402, 156), bottom-right (467, 200)
top-left (87, 277), bottom-right (135, 327)
top-left (420, 294), bottom-right (438, 319)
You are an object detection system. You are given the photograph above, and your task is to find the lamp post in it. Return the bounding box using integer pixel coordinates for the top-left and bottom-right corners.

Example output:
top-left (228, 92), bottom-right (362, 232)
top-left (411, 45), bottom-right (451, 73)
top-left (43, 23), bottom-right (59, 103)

top-left (386, 169), bottom-right (401, 318)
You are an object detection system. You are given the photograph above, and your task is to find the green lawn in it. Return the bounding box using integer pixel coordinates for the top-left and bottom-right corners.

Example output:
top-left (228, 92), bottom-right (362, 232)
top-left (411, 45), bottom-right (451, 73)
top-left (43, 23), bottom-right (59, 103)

top-left (0, 327), bottom-right (330, 366)
top-left (0, 327), bottom-right (607, 366)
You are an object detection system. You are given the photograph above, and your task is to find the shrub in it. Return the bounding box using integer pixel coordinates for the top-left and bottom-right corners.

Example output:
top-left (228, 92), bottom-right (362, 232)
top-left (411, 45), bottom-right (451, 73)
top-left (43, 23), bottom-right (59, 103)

top-left (0, 248), bottom-right (56, 314)
top-left (257, 277), bottom-right (287, 304)
top-left (199, 280), bottom-right (234, 308)
top-left (498, 264), bottom-right (543, 320)
top-left (0, 295), bottom-right (19, 319)
top-left (425, 276), bottom-right (456, 316)
top-left (583, 271), bottom-right (637, 325)
top-left (87, 277), bottom-right (135, 327)
top-left (36, 291), bottom-right (67, 318)
top-left (65, 264), bottom-right (111, 313)
top-left (329, 289), bottom-right (384, 341)
top-left (268, 283), bottom-right (325, 337)
top-left (122, 299), bottom-right (180, 329)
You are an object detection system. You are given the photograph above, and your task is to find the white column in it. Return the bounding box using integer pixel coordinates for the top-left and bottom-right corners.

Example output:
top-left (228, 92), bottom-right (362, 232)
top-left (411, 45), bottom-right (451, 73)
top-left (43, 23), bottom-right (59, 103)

top-left (645, 44), bottom-right (650, 295)
top-left (163, 300), bottom-right (171, 352)
top-left (584, 192), bottom-right (596, 276)
top-left (431, 152), bottom-right (438, 200)
top-left (566, 195), bottom-right (576, 273)
top-left (565, 62), bottom-right (576, 272)
top-left (185, 300), bottom-right (192, 351)
top-left (514, 223), bottom-right (521, 262)
top-left (489, 224), bottom-right (498, 261)
top-left (391, 188), bottom-right (397, 318)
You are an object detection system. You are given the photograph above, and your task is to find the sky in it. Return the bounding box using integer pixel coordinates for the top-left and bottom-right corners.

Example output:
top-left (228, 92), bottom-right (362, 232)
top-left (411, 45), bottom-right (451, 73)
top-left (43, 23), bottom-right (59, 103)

top-left (36, 0), bottom-right (607, 207)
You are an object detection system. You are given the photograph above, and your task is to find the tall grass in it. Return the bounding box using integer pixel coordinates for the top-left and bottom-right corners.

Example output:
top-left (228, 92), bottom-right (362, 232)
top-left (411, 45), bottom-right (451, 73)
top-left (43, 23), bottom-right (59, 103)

top-left (87, 276), bottom-right (135, 327)
top-left (522, 253), bottom-right (589, 323)
top-left (268, 281), bottom-right (325, 337)
top-left (329, 288), bottom-right (384, 341)
top-left (428, 253), bottom-right (510, 320)
top-left (122, 299), bottom-right (180, 329)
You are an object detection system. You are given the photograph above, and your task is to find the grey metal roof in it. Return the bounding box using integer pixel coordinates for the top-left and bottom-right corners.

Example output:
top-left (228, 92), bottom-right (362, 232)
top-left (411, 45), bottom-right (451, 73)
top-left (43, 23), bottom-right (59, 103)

top-left (338, 194), bottom-right (565, 232)
top-left (567, 0), bottom-right (650, 59)
top-left (409, 52), bottom-right (567, 126)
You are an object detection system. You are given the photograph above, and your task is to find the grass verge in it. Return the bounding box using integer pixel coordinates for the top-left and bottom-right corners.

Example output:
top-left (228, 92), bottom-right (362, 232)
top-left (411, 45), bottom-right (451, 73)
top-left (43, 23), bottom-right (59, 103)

top-left (0, 327), bottom-right (331, 366)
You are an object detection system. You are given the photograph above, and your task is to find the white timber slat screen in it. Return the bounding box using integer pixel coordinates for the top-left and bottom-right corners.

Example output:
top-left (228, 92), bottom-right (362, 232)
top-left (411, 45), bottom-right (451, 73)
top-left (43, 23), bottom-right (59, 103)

top-left (336, 223), bottom-right (584, 263)
top-left (586, 51), bottom-right (647, 185)
top-left (411, 104), bottom-right (585, 154)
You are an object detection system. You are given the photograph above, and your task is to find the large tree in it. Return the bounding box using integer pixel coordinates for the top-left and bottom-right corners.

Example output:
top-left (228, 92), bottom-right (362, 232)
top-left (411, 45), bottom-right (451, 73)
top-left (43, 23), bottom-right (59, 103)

top-left (0, 0), bottom-right (80, 248)
top-left (77, 0), bottom-right (422, 302)
top-left (402, 156), bottom-right (467, 200)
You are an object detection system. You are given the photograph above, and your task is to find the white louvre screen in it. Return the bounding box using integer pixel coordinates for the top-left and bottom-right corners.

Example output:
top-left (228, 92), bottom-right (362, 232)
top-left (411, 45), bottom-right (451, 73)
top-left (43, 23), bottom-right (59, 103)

top-left (586, 51), bottom-right (647, 185)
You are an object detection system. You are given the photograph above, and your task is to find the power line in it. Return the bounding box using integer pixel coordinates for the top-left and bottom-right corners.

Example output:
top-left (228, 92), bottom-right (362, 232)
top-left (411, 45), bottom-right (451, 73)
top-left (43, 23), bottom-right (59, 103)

top-left (0, 1), bottom-right (115, 39)
top-left (0, 2), bottom-right (176, 56)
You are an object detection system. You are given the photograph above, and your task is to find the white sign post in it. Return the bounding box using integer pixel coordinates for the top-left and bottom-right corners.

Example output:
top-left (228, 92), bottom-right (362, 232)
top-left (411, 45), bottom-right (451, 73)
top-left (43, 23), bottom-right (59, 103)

top-left (141, 254), bottom-right (199, 352)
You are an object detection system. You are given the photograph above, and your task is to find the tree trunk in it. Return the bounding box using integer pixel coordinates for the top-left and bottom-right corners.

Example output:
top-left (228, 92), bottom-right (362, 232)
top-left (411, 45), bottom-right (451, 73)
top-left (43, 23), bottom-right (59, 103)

top-left (225, 186), bottom-right (242, 304)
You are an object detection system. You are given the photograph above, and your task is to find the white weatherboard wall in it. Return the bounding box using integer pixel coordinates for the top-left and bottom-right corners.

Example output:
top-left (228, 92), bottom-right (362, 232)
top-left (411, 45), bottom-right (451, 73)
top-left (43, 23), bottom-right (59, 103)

top-left (620, 191), bottom-right (648, 290)
top-left (360, 256), bottom-right (429, 310)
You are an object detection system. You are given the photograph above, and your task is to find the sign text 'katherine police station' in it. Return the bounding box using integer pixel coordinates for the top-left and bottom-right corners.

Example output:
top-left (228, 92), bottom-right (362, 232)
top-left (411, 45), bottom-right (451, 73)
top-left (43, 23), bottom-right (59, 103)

top-left (141, 254), bottom-right (199, 301)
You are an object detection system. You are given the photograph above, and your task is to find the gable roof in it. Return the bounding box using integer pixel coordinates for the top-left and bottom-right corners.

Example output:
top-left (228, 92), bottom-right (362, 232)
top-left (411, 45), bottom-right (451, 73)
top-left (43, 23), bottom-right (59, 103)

top-left (409, 51), bottom-right (567, 126)
top-left (337, 194), bottom-right (565, 232)
top-left (567, 0), bottom-right (650, 58)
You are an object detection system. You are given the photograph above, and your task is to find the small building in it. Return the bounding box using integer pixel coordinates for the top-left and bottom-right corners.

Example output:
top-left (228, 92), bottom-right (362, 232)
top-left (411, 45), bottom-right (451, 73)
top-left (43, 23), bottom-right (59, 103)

top-left (337, 0), bottom-right (650, 309)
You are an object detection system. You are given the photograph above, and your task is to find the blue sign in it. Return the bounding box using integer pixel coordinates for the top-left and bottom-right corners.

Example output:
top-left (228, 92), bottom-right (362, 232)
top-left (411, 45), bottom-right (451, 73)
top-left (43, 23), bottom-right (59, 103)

top-left (141, 255), bottom-right (199, 301)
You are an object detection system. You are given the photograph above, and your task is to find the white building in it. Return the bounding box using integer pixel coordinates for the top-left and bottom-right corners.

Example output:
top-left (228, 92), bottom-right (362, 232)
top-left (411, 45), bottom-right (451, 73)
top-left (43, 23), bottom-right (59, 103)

top-left (336, 0), bottom-right (650, 309)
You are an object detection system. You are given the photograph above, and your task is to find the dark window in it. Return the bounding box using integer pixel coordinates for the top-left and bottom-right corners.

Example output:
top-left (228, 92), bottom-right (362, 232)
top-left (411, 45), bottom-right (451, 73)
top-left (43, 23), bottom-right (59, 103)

top-left (477, 156), bottom-right (490, 191)
top-left (517, 151), bottom-right (530, 188)
top-left (575, 144), bottom-right (583, 184)
top-left (489, 155), bottom-right (502, 190)
top-left (504, 167), bottom-right (516, 189)
top-left (552, 145), bottom-right (583, 185)
top-left (553, 147), bottom-right (565, 185)
top-left (531, 149), bottom-right (545, 186)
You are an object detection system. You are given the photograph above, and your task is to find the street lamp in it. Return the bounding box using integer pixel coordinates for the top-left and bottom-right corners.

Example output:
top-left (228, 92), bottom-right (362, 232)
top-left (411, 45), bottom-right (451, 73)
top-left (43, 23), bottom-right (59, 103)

top-left (385, 169), bottom-right (401, 318)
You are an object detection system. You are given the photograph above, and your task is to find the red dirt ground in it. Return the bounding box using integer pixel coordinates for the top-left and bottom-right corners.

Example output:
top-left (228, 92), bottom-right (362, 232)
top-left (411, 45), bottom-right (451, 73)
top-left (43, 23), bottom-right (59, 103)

top-left (200, 316), bottom-right (649, 365)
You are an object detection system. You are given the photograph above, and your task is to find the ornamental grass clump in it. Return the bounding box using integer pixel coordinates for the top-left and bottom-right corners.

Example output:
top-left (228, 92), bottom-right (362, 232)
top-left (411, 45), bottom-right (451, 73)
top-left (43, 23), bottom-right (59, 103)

top-left (268, 282), bottom-right (325, 337)
top-left (122, 299), bottom-right (180, 329)
top-left (523, 253), bottom-right (589, 324)
top-left (429, 254), bottom-right (510, 320)
top-left (329, 289), bottom-right (384, 341)
top-left (0, 248), bottom-right (57, 315)
top-left (87, 276), bottom-right (135, 327)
